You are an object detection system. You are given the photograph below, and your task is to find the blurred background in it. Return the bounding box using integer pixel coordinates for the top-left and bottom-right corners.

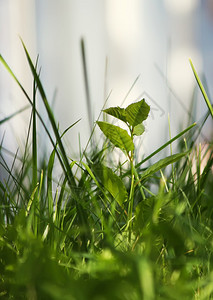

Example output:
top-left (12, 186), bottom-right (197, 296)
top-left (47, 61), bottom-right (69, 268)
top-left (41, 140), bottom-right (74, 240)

top-left (0, 0), bottom-right (212, 162)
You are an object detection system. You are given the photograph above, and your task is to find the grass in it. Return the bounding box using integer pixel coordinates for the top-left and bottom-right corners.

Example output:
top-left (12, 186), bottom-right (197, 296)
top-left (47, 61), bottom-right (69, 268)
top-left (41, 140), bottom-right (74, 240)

top-left (0, 42), bottom-right (213, 299)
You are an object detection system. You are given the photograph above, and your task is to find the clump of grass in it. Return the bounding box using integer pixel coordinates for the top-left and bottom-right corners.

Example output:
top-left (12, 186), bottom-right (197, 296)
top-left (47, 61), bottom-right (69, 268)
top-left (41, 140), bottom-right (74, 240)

top-left (0, 42), bottom-right (213, 299)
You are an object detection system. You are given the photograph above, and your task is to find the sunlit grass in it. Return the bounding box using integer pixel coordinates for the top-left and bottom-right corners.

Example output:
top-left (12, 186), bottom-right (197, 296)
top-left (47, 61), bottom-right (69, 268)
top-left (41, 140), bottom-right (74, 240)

top-left (0, 43), bottom-right (213, 299)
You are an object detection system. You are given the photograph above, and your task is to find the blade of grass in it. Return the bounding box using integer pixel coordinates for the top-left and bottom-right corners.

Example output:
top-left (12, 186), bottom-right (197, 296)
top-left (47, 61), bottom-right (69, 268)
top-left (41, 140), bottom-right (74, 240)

top-left (120, 74), bottom-right (141, 107)
top-left (83, 89), bottom-right (112, 157)
top-left (136, 151), bottom-right (190, 185)
top-left (0, 105), bottom-right (30, 125)
top-left (60, 119), bottom-right (81, 139)
top-left (32, 57), bottom-right (39, 234)
top-left (0, 150), bottom-right (25, 205)
top-left (47, 149), bottom-right (55, 219)
top-left (0, 55), bottom-right (65, 182)
top-left (81, 38), bottom-right (92, 133)
top-left (135, 123), bottom-right (196, 169)
top-left (168, 113), bottom-right (175, 188)
top-left (81, 161), bottom-right (122, 231)
top-left (21, 42), bottom-right (93, 246)
top-left (18, 101), bottom-right (33, 206)
top-left (20, 40), bottom-right (77, 192)
top-left (1, 48), bottom-right (90, 242)
top-left (189, 59), bottom-right (213, 119)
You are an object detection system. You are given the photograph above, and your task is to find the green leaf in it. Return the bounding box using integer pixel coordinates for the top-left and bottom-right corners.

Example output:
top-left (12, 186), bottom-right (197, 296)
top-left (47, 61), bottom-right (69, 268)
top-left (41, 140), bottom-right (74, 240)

top-left (126, 99), bottom-right (150, 127)
top-left (92, 163), bottom-right (127, 207)
top-left (103, 107), bottom-right (127, 123)
top-left (138, 152), bottom-right (189, 182)
top-left (97, 121), bottom-right (134, 152)
top-left (133, 123), bottom-right (145, 136)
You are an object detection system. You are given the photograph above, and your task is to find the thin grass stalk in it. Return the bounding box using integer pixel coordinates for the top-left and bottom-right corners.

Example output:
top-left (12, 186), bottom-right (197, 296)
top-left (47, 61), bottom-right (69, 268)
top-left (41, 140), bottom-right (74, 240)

top-left (168, 114), bottom-right (175, 188)
top-left (197, 143), bottom-right (201, 196)
top-left (12, 103), bottom-right (33, 206)
top-left (81, 38), bottom-right (93, 133)
top-left (120, 74), bottom-right (141, 107)
top-left (21, 42), bottom-right (77, 192)
top-left (0, 55), bottom-right (68, 190)
top-left (135, 123), bottom-right (196, 169)
top-left (0, 53), bottom-right (77, 199)
top-left (128, 155), bottom-right (134, 242)
top-left (0, 155), bottom-right (25, 207)
top-left (5, 148), bottom-right (19, 197)
top-left (127, 128), bottom-right (135, 243)
top-left (32, 57), bottom-right (39, 234)
top-left (189, 59), bottom-right (213, 119)
top-left (0, 148), bottom-right (19, 222)
top-left (81, 161), bottom-right (121, 231)
top-left (133, 165), bottom-right (146, 199)
top-left (0, 105), bottom-right (30, 125)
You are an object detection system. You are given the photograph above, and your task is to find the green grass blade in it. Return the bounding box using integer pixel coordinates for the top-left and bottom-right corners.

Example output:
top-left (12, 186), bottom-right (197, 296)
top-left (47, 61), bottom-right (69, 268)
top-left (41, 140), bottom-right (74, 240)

top-left (133, 165), bottom-right (146, 200)
top-left (0, 54), bottom-right (65, 178)
top-left (81, 161), bottom-right (121, 225)
top-left (0, 105), bottom-right (30, 125)
top-left (60, 119), bottom-right (81, 139)
top-left (26, 184), bottom-right (39, 216)
top-left (199, 148), bottom-right (213, 191)
top-left (91, 163), bottom-right (127, 208)
top-left (137, 151), bottom-right (189, 183)
top-left (135, 123), bottom-right (196, 168)
top-left (0, 157), bottom-right (25, 205)
top-left (47, 149), bottom-right (56, 219)
top-left (32, 58), bottom-right (38, 226)
top-left (20, 40), bottom-right (77, 191)
top-left (81, 38), bottom-right (93, 132)
top-left (120, 74), bottom-right (141, 107)
top-left (168, 114), bottom-right (175, 187)
top-left (189, 59), bottom-right (213, 119)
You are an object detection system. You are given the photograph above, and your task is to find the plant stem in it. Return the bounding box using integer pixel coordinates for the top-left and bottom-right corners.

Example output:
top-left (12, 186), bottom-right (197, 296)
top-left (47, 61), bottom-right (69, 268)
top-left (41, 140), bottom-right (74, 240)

top-left (128, 128), bottom-right (135, 243)
top-left (32, 59), bottom-right (38, 235)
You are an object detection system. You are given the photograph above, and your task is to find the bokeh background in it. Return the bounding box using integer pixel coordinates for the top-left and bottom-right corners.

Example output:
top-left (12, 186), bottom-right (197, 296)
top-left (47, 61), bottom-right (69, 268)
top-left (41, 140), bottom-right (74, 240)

top-left (0, 0), bottom-right (212, 161)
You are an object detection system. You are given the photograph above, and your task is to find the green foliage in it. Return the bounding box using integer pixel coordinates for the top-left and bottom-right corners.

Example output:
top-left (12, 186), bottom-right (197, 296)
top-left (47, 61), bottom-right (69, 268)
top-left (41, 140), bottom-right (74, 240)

top-left (133, 123), bottom-right (145, 136)
top-left (91, 163), bottom-right (127, 208)
top-left (0, 44), bottom-right (213, 299)
top-left (100, 99), bottom-right (150, 153)
top-left (103, 106), bottom-right (127, 123)
top-left (125, 99), bottom-right (150, 127)
top-left (97, 121), bottom-right (134, 152)
top-left (139, 152), bottom-right (189, 182)
top-left (103, 99), bottom-right (150, 127)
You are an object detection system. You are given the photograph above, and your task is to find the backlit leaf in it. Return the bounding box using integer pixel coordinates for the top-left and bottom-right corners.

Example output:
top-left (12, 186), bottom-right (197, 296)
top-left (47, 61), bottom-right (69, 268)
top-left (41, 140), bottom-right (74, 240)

top-left (103, 107), bottom-right (127, 123)
top-left (138, 152), bottom-right (189, 182)
top-left (97, 121), bottom-right (134, 152)
top-left (126, 99), bottom-right (150, 127)
top-left (133, 123), bottom-right (145, 136)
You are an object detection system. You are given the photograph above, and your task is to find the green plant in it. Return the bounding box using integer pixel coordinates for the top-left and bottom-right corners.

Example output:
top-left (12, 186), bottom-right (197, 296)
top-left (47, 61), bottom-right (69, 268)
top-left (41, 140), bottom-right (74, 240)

top-left (97, 100), bottom-right (192, 242)
top-left (0, 41), bottom-right (213, 299)
top-left (97, 100), bottom-right (150, 239)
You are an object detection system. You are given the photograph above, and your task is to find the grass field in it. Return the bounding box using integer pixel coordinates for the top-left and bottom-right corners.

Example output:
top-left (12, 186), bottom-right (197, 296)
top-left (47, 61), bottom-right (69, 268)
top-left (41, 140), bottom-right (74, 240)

top-left (0, 42), bottom-right (213, 299)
